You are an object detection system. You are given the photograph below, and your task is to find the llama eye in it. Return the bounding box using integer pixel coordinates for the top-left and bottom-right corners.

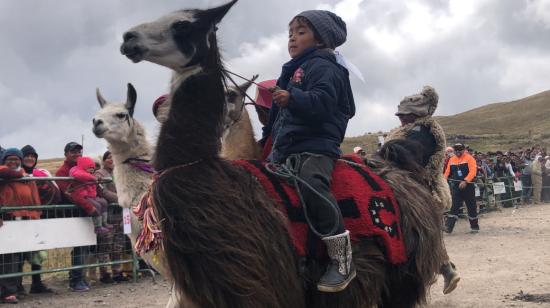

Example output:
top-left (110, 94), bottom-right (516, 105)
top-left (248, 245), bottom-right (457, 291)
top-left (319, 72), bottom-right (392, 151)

top-left (172, 21), bottom-right (192, 34)
top-left (226, 91), bottom-right (237, 102)
top-left (115, 113), bottom-right (127, 119)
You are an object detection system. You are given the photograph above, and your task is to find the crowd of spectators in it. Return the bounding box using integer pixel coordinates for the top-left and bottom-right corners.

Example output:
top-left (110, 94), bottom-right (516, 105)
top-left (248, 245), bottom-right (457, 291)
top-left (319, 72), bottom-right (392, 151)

top-left (0, 142), bottom-right (128, 303)
top-left (443, 144), bottom-right (550, 208)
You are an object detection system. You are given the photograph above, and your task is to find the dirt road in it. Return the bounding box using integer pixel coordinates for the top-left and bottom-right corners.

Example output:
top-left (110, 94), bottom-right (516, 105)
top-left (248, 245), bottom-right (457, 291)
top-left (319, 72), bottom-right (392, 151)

top-left (12, 204), bottom-right (550, 307)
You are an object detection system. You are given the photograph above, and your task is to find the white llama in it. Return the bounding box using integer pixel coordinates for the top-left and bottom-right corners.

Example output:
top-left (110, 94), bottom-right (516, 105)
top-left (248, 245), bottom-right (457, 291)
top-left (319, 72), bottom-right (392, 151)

top-left (92, 84), bottom-right (170, 278)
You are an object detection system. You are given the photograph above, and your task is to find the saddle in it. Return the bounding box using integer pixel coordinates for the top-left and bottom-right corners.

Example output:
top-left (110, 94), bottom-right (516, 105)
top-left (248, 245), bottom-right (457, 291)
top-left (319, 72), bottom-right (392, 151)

top-left (233, 155), bottom-right (407, 265)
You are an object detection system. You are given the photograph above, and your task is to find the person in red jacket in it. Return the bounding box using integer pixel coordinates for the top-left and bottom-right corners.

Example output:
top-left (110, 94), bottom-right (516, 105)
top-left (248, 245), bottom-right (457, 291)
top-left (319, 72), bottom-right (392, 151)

top-left (55, 142), bottom-right (83, 202)
top-left (444, 143), bottom-right (479, 233)
top-left (69, 156), bottom-right (111, 234)
top-left (0, 148), bottom-right (43, 303)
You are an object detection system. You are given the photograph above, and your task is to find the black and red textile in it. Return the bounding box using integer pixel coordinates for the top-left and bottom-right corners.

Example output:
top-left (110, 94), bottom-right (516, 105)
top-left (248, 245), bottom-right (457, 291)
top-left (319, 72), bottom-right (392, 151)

top-left (232, 155), bottom-right (407, 265)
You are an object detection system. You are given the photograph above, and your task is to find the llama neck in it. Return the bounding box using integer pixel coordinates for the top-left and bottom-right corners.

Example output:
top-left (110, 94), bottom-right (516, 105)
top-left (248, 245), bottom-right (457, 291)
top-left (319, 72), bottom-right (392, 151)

top-left (221, 109), bottom-right (261, 160)
top-left (109, 121), bottom-right (152, 163)
top-left (154, 36), bottom-right (225, 170)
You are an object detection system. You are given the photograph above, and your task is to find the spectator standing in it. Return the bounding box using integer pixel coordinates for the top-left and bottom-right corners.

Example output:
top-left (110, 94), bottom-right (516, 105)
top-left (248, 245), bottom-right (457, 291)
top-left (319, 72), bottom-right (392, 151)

top-left (54, 142), bottom-right (89, 292)
top-left (17, 145), bottom-right (54, 295)
top-left (0, 148), bottom-right (42, 303)
top-left (444, 143), bottom-right (479, 233)
top-left (531, 156), bottom-right (543, 204)
top-left (94, 151), bottom-right (129, 282)
top-left (520, 153), bottom-right (534, 204)
top-left (542, 156), bottom-right (550, 202)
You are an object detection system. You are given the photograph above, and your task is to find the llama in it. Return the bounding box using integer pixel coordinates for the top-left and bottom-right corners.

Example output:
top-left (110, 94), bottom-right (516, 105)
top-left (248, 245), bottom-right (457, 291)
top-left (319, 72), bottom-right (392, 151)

top-left (221, 76), bottom-right (264, 160)
top-left (120, 1), bottom-right (444, 307)
top-left (92, 84), bottom-right (170, 278)
top-left (154, 75), bottom-right (265, 160)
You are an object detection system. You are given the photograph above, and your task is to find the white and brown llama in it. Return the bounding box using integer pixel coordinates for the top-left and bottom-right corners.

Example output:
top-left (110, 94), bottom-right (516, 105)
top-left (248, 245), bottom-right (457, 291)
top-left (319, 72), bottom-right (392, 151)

top-left (119, 1), bottom-right (444, 307)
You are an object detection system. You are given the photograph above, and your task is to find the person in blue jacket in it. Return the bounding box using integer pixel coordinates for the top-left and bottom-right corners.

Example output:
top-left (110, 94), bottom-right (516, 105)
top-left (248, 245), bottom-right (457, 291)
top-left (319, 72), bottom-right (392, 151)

top-left (262, 10), bottom-right (356, 292)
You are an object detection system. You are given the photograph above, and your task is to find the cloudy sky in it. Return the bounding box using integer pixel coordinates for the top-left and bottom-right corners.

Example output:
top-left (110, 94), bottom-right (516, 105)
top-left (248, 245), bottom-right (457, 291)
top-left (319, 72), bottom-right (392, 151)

top-left (1, 0), bottom-right (549, 158)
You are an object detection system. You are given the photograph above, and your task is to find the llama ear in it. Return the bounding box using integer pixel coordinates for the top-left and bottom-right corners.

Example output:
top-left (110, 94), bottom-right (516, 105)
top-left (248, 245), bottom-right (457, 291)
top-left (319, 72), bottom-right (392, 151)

top-left (196, 0), bottom-right (238, 25)
top-left (96, 88), bottom-right (108, 108)
top-left (126, 83), bottom-right (137, 117)
top-left (254, 105), bottom-right (270, 126)
top-left (238, 74), bottom-right (258, 93)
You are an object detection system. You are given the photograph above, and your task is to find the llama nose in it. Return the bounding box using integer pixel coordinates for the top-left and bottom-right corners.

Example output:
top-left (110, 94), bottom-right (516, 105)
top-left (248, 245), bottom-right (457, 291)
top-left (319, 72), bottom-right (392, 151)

top-left (93, 118), bottom-right (103, 127)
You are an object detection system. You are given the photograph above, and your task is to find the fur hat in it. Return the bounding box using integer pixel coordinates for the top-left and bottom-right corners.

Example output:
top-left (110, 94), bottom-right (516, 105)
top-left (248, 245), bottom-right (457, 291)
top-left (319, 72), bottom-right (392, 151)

top-left (296, 10), bottom-right (347, 49)
top-left (395, 86), bottom-right (439, 117)
top-left (353, 146), bottom-right (364, 154)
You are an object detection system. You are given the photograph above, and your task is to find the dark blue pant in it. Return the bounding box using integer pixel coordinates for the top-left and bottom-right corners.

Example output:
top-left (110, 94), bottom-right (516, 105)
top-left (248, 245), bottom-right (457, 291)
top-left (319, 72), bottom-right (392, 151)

top-left (0, 253), bottom-right (21, 297)
top-left (69, 246), bottom-right (90, 286)
top-left (450, 183), bottom-right (479, 229)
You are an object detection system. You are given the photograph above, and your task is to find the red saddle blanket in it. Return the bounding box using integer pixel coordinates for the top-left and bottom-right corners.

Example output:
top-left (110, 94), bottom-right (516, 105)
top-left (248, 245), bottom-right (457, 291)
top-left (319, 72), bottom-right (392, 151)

top-left (232, 155), bottom-right (407, 265)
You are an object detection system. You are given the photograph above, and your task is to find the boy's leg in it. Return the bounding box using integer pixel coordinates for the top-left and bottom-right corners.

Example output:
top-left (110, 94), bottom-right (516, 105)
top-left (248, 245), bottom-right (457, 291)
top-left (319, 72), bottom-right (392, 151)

top-left (294, 154), bottom-right (354, 292)
top-left (296, 154), bottom-right (343, 235)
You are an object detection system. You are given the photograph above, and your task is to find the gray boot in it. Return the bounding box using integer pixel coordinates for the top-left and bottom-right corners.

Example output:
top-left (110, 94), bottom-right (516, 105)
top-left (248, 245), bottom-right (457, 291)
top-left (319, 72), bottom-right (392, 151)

top-left (317, 230), bottom-right (356, 292)
top-left (440, 262), bottom-right (460, 294)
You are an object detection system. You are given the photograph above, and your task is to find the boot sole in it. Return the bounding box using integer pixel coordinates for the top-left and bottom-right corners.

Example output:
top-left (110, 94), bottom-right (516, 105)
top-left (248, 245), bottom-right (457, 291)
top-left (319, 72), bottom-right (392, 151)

top-left (317, 270), bottom-right (357, 293)
top-left (443, 276), bottom-right (460, 294)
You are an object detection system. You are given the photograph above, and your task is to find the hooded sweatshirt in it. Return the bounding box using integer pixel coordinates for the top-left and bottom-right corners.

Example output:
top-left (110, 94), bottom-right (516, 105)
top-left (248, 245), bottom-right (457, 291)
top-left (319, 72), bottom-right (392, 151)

top-left (69, 156), bottom-right (98, 200)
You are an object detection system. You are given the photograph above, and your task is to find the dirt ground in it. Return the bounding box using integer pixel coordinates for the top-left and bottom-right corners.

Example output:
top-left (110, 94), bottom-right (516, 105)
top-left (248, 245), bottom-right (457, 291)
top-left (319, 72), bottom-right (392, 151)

top-left (10, 203), bottom-right (550, 308)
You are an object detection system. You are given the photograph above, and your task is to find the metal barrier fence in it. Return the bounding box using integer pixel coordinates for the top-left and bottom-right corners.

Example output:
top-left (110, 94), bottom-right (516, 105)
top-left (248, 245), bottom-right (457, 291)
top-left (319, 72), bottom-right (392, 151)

top-left (0, 176), bottom-right (154, 286)
top-left (449, 175), bottom-right (531, 211)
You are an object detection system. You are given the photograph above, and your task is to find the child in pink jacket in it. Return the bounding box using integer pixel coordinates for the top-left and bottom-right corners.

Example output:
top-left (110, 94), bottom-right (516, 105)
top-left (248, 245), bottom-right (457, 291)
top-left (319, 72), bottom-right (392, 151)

top-left (69, 156), bottom-right (111, 233)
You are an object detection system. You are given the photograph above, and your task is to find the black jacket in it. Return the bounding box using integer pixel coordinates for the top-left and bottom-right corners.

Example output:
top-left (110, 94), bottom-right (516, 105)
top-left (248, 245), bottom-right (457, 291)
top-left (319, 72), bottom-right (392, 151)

top-left (263, 50), bottom-right (355, 163)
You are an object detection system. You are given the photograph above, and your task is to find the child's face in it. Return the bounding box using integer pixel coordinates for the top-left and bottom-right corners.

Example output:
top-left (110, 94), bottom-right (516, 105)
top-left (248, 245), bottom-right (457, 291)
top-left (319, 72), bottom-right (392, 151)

top-left (86, 167), bottom-right (95, 173)
top-left (288, 19), bottom-right (319, 58)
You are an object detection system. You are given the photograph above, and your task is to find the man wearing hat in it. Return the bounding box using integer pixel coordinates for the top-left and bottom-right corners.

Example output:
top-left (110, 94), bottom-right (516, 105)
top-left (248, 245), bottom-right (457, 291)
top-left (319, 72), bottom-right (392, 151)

top-left (55, 142), bottom-right (83, 202)
top-left (444, 143), bottom-right (479, 234)
top-left (385, 86), bottom-right (459, 294)
top-left (54, 142), bottom-right (91, 292)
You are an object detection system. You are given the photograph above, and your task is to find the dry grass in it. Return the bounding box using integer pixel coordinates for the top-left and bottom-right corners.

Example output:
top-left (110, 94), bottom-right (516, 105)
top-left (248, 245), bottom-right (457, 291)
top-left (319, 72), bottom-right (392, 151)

top-left (38, 158), bottom-right (65, 175)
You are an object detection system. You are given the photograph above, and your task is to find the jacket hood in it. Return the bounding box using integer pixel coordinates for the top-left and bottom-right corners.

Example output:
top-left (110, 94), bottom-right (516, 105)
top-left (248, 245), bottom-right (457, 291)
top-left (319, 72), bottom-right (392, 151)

top-left (76, 156), bottom-right (96, 171)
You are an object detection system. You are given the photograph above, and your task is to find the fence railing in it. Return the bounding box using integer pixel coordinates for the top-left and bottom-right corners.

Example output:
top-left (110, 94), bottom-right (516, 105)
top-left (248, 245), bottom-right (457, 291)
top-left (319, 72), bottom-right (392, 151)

top-left (0, 176), bottom-right (154, 283)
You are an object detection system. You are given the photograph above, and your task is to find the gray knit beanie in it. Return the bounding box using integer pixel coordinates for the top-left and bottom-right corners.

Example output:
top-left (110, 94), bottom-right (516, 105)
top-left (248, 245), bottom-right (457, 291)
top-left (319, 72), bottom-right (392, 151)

top-left (395, 86), bottom-right (439, 117)
top-left (296, 10), bottom-right (347, 49)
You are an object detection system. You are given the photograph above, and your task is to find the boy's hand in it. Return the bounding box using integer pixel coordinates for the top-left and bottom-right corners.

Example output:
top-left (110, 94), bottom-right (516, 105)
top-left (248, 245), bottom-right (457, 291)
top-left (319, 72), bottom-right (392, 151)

top-left (272, 90), bottom-right (290, 108)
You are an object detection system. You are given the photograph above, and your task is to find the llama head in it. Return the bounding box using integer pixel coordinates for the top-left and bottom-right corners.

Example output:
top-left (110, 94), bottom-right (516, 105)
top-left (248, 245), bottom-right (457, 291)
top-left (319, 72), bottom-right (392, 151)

top-left (223, 75), bottom-right (258, 130)
top-left (120, 0), bottom-right (237, 71)
top-left (93, 83), bottom-right (138, 144)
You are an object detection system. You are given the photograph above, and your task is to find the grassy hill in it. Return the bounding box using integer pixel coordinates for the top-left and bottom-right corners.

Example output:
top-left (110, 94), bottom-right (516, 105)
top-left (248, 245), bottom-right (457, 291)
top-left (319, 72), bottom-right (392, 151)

top-left (344, 90), bottom-right (550, 153)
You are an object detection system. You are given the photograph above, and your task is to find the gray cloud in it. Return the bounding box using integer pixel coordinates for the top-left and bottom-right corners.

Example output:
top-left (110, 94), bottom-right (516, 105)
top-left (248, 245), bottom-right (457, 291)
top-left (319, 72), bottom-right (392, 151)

top-left (0, 0), bottom-right (549, 158)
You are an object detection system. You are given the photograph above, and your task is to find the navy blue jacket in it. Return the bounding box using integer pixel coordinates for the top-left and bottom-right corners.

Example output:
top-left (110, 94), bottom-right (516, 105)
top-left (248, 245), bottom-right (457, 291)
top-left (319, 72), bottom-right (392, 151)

top-left (262, 50), bottom-right (355, 163)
